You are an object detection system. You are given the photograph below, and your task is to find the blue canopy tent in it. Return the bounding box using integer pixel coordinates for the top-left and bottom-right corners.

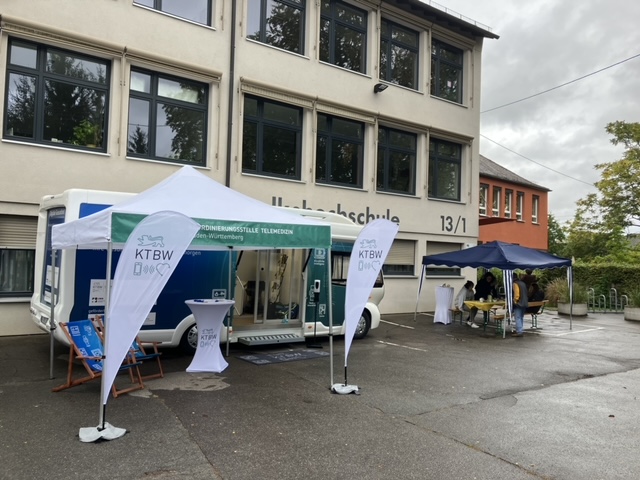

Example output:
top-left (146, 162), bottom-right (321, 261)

top-left (419, 241), bottom-right (573, 336)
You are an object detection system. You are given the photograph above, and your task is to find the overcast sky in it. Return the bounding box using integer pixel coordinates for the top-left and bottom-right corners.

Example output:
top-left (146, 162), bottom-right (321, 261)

top-left (434, 0), bottom-right (640, 227)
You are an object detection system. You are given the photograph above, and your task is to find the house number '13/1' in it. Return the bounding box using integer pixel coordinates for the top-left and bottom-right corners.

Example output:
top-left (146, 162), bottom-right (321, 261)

top-left (440, 215), bottom-right (466, 234)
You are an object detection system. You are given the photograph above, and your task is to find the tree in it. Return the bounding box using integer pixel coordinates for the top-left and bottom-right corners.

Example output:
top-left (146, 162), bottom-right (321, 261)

top-left (586, 121), bottom-right (640, 231)
top-left (547, 213), bottom-right (566, 256)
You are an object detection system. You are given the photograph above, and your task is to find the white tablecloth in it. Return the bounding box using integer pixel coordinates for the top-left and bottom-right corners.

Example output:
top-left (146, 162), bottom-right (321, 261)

top-left (434, 286), bottom-right (454, 324)
top-left (184, 299), bottom-right (235, 373)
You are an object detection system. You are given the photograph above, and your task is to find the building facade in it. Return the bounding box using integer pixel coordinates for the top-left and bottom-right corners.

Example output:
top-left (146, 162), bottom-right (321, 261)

top-left (0, 1), bottom-right (497, 335)
top-left (478, 155), bottom-right (549, 250)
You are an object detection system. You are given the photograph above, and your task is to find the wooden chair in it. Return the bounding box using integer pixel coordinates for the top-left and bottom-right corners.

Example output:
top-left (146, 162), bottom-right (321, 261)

top-left (52, 320), bottom-right (145, 397)
top-left (91, 316), bottom-right (164, 381)
top-left (450, 307), bottom-right (464, 325)
top-left (129, 338), bottom-right (164, 381)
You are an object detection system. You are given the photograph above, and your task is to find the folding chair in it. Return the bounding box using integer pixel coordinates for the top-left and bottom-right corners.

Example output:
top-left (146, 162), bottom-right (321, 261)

top-left (52, 320), bottom-right (145, 397)
top-left (129, 338), bottom-right (164, 381)
top-left (91, 316), bottom-right (164, 381)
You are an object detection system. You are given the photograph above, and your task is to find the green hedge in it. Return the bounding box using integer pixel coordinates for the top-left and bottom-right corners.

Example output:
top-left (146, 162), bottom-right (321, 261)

top-left (536, 262), bottom-right (640, 304)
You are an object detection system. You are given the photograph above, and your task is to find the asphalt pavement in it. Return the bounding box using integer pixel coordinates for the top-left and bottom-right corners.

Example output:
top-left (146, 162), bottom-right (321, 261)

top-left (2, 309), bottom-right (640, 480)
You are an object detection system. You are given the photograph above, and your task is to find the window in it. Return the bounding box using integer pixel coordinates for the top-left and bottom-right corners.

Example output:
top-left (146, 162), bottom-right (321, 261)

top-left (242, 95), bottom-right (302, 179)
top-left (504, 189), bottom-right (513, 218)
top-left (0, 215), bottom-right (36, 298)
top-left (430, 39), bottom-right (463, 103)
top-left (479, 184), bottom-right (489, 216)
top-left (492, 186), bottom-right (501, 217)
top-left (532, 195), bottom-right (540, 223)
top-left (428, 138), bottom-right (462, 201)
top-left (424, 241), bottom-right (461, 277)
top-left (382, 239), bottom-right (415, 276)
top-left (319, 0), bottom-right (367, 74)
top-left (127, 68), bottom-right (208, 166)
top-left (516, 191), bottom-right (524, 221)
top-left (316, 113), bottom-right (364, 188)
top-left (134, 0), bottom-right (211, 25)
top-left (247, 0), bottom-right (305, 54)
top-left (379, 19), bottom-right (418, 89)
top-left (377, 126), bottom-right (416, 195)
top-left (4, 39), bottom-right (109, 151)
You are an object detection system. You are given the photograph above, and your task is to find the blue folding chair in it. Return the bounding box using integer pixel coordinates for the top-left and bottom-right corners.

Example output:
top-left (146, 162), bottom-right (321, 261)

top-left (53, 320), bottom-right (145, 397)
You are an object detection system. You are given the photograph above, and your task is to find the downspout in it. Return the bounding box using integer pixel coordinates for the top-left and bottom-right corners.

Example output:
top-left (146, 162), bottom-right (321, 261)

top-left (225, 0), bottom-right (237, 187)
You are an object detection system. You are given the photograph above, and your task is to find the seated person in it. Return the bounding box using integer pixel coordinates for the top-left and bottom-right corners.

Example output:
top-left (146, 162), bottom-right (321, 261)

top-left (526, 283), bottom-right (545, 314)
top-left (475, 272), bottom-right (498, 301)
top-left (454, 280), bottom-right (480, 329)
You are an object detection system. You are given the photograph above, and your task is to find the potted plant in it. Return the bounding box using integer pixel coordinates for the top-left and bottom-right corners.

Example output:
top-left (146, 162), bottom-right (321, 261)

top-left (623, 288), bottom-right (640, 322)
top-left (556, 281), bottom-right (589, 316)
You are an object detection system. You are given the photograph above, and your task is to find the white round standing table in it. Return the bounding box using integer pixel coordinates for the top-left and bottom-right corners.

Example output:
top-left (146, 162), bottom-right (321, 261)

top-left (434, 286), bottom-right (454, 324)
top-left (184, 299), bottom-right (235, 373)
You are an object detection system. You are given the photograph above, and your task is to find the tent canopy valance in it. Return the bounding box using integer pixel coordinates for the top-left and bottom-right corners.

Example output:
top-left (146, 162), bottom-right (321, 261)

top-left (422, 241), bottom-right (571, 270)
top-left (51, 166), bottom-right (331, 251)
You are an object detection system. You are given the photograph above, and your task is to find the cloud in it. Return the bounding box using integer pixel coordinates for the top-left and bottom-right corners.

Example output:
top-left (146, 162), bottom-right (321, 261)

top-left (441, 0), bottom-right (640, 226)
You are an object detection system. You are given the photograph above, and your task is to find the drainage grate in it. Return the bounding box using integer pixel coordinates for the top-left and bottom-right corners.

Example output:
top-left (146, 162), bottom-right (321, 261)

top-left (238, 334), bottom-right (306, 346)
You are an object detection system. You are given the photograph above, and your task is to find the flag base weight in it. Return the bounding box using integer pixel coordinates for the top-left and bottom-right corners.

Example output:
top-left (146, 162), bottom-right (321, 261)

top-left (79, 422), bottom-right (127, 442)
top-left (331, 383), bottom-right (360, 395)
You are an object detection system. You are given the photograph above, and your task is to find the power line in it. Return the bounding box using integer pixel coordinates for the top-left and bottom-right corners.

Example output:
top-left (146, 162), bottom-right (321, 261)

top-left (480, 134), bottom-right (595, 186)
top-left (481, 53), bottom-right (640, 114)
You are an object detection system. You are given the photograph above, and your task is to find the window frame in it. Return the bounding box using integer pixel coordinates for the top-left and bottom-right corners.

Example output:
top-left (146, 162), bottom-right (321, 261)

top-left (3, 38), bottom-right (111, 152)
top-left (504, 189), bottom-right (513, 218)
top-left (424, 241), bottom-right (462, 277)
top-left (430, 38), bottom-right (463, 104)
top-left (242, 94), bottom-right (303, 180)
top-left (246, 0), bottom-right (306, 54)
top-left (492, 186), bottom-right (501, 217)
top-left (133, 0), bottom-right (212, 26)
top-left (315, 112), bottom-right (365, 188)
top-left (376, 125), bottom-right (417, 195)
top-left (319, 0), bottom-right (368, 74)
top-left (516, 191), bottom-right (524, 221)
top-left (532, 195), bottom-right (540, 224)
top-left (379, 18), bottom-right (419, 89)
top-left (127, 67), bottom-right (209, 167)
top-left (382, 239), bottom-right (416, 276)
top-left (428, 138), bottom-right (462, 201)
top-left (479, 184), bottom-right (489, 216)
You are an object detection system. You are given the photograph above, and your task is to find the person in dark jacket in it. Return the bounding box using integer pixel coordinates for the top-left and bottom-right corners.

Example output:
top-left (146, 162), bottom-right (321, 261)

top-left (475, 272), bottom-right (498, 301)
top-left (526, 283), bottom-right (545, 314)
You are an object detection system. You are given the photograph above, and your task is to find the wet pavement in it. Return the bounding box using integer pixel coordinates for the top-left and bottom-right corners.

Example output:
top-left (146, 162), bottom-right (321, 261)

top-left (2, 309), bottom-right (640, 479)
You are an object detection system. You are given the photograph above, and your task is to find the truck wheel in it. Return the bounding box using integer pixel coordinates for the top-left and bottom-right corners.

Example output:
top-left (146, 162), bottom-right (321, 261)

top-left (354, 310), bottom-right (371, 339)
top-left (180, 323), bottom-right (198, 355)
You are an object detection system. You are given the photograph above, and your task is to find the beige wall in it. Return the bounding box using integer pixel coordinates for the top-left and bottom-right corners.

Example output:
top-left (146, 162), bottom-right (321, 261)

top-left (0, 1), bottom-right (489, 331)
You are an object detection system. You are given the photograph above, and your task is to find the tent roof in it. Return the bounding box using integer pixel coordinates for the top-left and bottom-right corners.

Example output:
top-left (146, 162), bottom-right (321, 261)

top-left (422, 241), bottom-right (571, 270)
top-left (52, 166), bottom-right (331, 250)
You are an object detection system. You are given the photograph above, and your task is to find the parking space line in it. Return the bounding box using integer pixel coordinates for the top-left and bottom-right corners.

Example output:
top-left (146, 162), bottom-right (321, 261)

top-left (532, 326), bottom-right (605, 336)
top-left (377, 340), bottom-right (428, 352)
top-left (380, 319), bottom-right (415, 329)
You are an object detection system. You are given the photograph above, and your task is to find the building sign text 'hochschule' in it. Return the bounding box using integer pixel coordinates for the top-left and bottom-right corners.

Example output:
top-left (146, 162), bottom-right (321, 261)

top-left (271, 197), bottom-right (400, 225)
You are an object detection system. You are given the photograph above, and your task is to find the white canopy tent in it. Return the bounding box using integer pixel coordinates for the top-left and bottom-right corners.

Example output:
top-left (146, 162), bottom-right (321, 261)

top-left (50, 166), bottom-right (332, 440)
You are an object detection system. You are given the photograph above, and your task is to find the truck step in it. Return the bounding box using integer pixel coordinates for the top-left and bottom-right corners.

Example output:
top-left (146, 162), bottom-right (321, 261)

top-left (238, 334), bottom-right (306, 346)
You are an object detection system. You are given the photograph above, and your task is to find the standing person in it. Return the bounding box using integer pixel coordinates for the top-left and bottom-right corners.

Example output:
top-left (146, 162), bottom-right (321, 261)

top-left (454, 280), bottom-right (479, 329)
top-left (520, 269), bottom-right (537, 297)
top-left (512, 275), bottom-right (529, 337)
top-left (475, 272), bottom-right (498, 301)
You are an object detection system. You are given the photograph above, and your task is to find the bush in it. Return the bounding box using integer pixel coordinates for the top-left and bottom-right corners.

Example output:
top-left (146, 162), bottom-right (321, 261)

top-left (544, 278), bottom-right (588, 306)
